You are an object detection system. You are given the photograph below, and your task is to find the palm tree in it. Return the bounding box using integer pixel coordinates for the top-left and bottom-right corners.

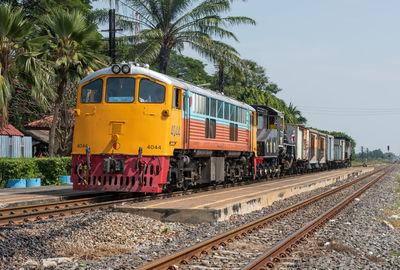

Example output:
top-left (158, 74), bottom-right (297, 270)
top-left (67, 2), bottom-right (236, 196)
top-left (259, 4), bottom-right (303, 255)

top-left (0, 5), bottom-right (46, 127)
top-left (118, 0), bottom-right (255, 74)
top-left (286, 102), bottom-right (307, 124)
top-left (42, 10), bottom-right (106, 156)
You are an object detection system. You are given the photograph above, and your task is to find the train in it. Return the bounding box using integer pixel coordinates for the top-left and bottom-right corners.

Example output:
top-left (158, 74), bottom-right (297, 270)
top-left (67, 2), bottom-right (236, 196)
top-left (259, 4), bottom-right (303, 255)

top-left (71, 63), bottom-right (352, 193)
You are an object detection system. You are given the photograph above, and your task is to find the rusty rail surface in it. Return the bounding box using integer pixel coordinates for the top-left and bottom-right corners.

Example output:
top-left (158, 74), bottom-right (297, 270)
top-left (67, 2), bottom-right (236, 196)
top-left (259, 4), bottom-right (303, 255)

top-left (243, 164), bottom-right (396, 269)
top-left (0, 182), bottom-right (258, 226)
top-left (0, 167), bottom-right (360, 227)
top-left (139, 167), bottom-right (386, 270)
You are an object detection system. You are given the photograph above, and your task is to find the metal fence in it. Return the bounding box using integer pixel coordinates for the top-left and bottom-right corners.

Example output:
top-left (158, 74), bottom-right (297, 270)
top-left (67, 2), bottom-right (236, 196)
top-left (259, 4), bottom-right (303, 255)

top-left (0, 135), bottom-right (32, 158)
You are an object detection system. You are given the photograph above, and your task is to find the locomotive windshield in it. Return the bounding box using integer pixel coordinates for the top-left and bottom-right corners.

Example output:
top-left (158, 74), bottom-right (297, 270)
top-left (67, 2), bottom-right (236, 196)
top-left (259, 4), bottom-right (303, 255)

top-left (138, 78), bottom-right (165, 103)
top-left (81, 79), bottom-right (103, 103)
top-left (106, 77), bottom-right (135, 103)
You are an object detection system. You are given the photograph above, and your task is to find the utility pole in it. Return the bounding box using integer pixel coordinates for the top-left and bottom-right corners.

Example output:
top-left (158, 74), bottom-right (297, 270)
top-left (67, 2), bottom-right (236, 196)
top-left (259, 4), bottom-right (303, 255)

top-left (101, 1), bottom-right (122, 64)
top-left (109, 8), bottom-right (116, 63)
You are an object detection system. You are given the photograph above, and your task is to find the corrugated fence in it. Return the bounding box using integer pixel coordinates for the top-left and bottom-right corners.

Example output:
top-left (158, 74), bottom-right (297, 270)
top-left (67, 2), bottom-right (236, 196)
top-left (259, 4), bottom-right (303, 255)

top-left (0, 136), bottom-right (32, 158)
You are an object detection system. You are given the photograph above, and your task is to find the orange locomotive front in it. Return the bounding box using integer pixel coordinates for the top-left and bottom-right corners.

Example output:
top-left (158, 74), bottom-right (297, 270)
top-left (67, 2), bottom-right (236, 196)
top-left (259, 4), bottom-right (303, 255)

top-left (71, 63), bottom-right (257, 193)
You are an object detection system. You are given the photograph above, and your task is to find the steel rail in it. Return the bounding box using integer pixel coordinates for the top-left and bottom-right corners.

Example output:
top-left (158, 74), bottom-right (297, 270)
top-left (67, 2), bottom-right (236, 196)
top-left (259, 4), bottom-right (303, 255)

top-left (243, 164), bottom-right (396, 270)
top-left (0, 182), bottom-right (247, 226)
top-left (0, 167), bottom-right (358, 227)
top-left (0, 194), bottom-right (121, 216)
top-left (139, 167), bottom-right (385, 270)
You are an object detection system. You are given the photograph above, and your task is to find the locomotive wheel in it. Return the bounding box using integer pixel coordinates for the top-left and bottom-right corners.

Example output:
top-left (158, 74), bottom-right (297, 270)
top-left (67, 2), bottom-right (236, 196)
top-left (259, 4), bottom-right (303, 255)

top-left (182, 180), bottom-right (189, 191)
top-left (212, 181), bottom-right (217, 189)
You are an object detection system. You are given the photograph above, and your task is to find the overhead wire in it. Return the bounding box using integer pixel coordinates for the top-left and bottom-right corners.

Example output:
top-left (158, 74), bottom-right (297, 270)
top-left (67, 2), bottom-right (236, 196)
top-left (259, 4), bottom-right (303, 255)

top-left (297, 105), bottom-right (400, 116)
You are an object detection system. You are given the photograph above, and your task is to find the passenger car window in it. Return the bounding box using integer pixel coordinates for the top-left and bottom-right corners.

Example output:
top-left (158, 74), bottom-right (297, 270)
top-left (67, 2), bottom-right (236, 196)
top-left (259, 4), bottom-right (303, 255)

top-left (139, 78), bottom-right (166, 103)
top-left (217, 100), bottom-right (223, 118)
top-left (106, 77), bottom-right (135, 103)
top-left (224, 103), bottom-right (230, 120)
top-left (230, 105), bottom-right (236, 121)
top-left (81, 79), bottom-right (103, 103)
top-left (210, 99), bottom-right (216, 117)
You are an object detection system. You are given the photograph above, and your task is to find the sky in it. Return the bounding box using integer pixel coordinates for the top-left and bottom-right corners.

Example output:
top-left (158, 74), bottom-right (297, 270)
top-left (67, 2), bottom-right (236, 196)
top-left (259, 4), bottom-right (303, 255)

top-left (93, 0), bottom-right (400, 154)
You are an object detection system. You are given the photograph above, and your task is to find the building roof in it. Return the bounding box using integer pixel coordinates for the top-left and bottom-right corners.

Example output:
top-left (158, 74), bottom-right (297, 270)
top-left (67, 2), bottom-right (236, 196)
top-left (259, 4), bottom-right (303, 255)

top-left (24, 112), bottom-right (74, 130)
top-left (24, 116), bottom-right (53, 130)
top-left (23, 129), bottom-right (49, 144)
top-left (0, 122), bottom-right (24, 137)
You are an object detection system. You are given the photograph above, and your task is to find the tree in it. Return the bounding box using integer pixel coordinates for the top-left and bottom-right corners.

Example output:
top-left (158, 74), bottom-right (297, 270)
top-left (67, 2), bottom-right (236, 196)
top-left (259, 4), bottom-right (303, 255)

top-left (286, 103), bottom-right (307, 124)
top-left (221, 59), bottom-right (307, 124)
top-left (160, 51), bottom-right (213, 85)
top-left (206, 40), bottom-right (249, 93)
top-left (221, 59), bottom-right (281, 94)
top-left (117, 0), bottom-right (255, 74)
top-left (42, 9), bottom-right (106, 156)
top-left (0, 5), bottom-right (50, 127)
top-left (0, 0), bottom-right (95, 21)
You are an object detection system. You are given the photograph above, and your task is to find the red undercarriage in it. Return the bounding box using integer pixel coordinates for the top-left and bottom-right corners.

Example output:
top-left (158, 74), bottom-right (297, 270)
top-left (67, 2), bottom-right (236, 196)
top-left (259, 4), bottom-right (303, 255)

top-left (72, 154), bottom-right (170, 193)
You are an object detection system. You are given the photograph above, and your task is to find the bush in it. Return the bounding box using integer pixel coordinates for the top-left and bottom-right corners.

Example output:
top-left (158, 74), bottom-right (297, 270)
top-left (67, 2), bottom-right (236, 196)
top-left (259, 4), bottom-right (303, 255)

top-left (0, 158), bottom-right (36, 179)
top-left (60, 157), bottom-right (73, 175)
top-left (0, 157), bottom-right (73, 186)
top-left (35, 158), bottom-right (64, 185)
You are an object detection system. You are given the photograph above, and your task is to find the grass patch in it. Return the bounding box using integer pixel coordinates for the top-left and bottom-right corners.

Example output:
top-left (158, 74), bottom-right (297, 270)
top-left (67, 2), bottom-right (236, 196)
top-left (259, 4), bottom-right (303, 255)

top-left (390, 250), bottom-right (400, 257)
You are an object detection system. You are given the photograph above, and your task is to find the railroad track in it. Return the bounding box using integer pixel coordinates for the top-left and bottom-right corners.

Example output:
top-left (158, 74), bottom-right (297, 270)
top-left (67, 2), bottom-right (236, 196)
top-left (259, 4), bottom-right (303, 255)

top-left (0, 167), bottom-right (359, 227)
top-left (139, 165), bottom-right (394, 270)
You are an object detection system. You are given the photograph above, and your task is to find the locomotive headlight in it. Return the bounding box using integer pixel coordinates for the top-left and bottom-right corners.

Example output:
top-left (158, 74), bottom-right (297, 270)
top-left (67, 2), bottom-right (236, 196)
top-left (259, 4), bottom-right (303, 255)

top-left (121, 64), bottom-right (131, 74)
top-left (111, 64), bottom-right (121, 74)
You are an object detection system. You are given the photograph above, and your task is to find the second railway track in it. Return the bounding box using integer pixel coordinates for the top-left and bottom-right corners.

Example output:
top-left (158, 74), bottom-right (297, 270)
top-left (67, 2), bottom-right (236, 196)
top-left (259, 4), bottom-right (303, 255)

top-left (139, 165), bottom-right (394, 270)
top-left (0, 167), bottom-right (363, 227)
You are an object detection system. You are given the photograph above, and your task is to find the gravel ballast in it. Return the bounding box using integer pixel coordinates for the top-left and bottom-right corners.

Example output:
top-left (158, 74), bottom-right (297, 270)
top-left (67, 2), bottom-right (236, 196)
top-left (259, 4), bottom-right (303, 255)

top-left (0, 168), bottom-right (398, 269)
top-left (278, 167), bottom-right (400, 269)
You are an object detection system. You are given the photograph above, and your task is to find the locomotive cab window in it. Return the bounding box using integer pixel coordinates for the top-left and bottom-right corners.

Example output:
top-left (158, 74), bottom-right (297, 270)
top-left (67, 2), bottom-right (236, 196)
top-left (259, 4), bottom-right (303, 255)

top-left (81, 79), bottom-right (103, 103)
top-left (269, 116), bottom-right (277, 129)
top-left (173, 88), bottom-right (181, 109)
top-left (106, 77), bottom-right (135, 103)
top-left (139, 78), bottom-right (166, 103)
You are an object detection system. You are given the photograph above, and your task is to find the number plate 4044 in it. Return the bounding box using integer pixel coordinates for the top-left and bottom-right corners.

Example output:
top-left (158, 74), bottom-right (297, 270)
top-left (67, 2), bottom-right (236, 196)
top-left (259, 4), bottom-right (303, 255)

top-left (147, 145), bottom-right (161, 150)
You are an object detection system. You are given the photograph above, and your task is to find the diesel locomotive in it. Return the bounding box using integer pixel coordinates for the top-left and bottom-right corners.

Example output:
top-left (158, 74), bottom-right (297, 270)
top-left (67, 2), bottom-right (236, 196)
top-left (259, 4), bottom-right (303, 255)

top-left (71, 63), bottom-right (351, 193)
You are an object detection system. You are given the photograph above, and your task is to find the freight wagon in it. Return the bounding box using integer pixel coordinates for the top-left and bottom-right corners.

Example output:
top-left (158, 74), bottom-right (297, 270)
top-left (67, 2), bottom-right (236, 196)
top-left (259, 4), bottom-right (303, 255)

top-left (71, 63), bottom-right (352, 193)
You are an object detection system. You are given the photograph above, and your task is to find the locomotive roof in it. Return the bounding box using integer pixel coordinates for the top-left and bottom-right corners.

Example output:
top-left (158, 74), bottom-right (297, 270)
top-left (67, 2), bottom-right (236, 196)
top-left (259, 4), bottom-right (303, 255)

top-left (80, 64), bottom-right (255, 111)
top-left (251, 105), bottom-right (283, 117)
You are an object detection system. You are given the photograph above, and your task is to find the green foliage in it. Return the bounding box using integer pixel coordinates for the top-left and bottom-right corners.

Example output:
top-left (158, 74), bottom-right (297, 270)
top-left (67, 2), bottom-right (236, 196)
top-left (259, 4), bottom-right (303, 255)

top-left (112, 0), bottom-right (255, 73)
top-left (355, 148), bottom-right (398, 161)
top-left (0, 158), bottom-right (35, 180)
top-left (151, 51), bottom-right (213, 85)
top-left (0, 158), bottom-right (43, 187)
top-left (0, 0), bottom-right (95, 21)
top-left (219, 60), bottom-right (281, 95)
top-left (35, 158), bottom-right (64, 185)
top-left (41, 9), bottom-right (107, 156)
top-left (60, 156), bottom-right (73, 175)
top-left (222, 60), bottom-right (307, 125)
top-left (0, 157), bottom-right (72, 186)
top-left (0, 5), bottom-right (36, 124)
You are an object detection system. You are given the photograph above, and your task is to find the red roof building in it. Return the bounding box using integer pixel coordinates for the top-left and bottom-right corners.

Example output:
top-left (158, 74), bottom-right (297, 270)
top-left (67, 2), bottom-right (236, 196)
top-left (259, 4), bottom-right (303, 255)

top-left (0, 122), bottom-right (24, 137)
top-left (24, 116), bottom-right (53, 130)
